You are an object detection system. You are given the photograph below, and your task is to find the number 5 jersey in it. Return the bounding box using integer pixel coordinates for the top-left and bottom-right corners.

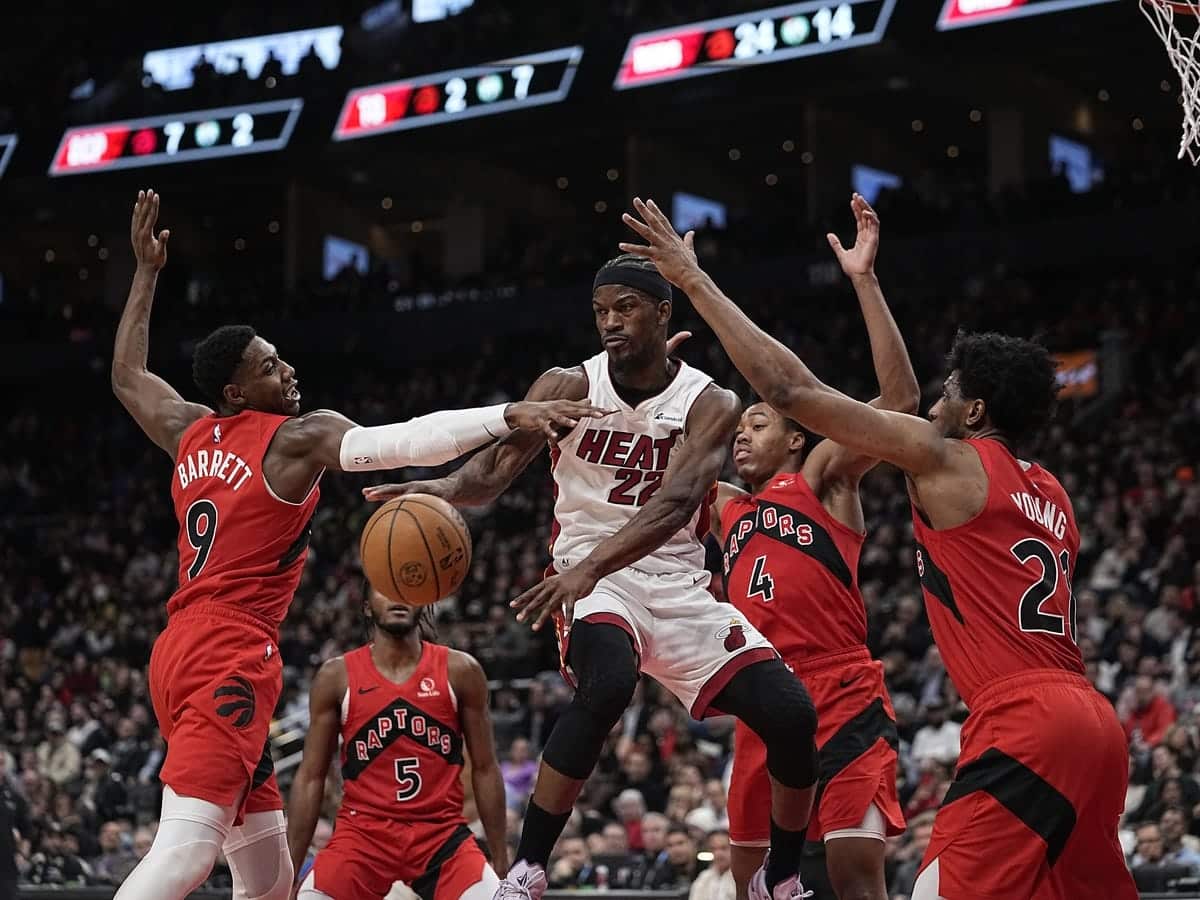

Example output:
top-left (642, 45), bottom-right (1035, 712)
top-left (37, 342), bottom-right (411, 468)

top-left (170, 411), bottom-right (321, 630)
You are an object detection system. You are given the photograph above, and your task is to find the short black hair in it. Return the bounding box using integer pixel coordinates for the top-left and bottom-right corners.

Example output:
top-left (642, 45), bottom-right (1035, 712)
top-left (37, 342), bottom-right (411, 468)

top-left (192, 325), bottom-right (256, 407)
top-left (946, 330), bottom-right (1058, 446)
top-left (597, 252), bottom-right (660, 276)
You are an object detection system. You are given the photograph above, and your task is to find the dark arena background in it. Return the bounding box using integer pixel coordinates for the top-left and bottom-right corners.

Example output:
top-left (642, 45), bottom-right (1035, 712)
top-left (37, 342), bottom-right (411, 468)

top-left (3, 0), bottom-right (1200, 897)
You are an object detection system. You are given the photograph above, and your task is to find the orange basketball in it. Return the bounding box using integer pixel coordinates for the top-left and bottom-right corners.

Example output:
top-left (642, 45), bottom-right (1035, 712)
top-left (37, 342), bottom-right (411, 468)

top-left (359, 495), bottom-right (472, 607)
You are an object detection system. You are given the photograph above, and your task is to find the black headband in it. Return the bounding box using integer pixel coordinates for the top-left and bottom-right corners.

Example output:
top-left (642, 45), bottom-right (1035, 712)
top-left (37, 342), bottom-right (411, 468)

top-left (593, 265), bottom-right (672, 302)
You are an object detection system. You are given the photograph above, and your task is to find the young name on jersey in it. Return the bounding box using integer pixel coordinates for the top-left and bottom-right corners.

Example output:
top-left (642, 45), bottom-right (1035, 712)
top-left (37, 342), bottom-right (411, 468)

top-left (342, 696), bottom-right (464, 780)
top-left (1010, 491), bottom-right (1067, 540)
top-left (176, 448), bottom-right (255, 492)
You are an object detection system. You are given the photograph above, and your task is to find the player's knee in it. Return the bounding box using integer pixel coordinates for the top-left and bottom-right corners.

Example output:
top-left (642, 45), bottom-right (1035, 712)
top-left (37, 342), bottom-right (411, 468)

top-left (569, 621), bottom-right (639, 725)
top-left (728, 660), bottom-right (817, 745)
top-left (144, 839), bottom-right (222, 895)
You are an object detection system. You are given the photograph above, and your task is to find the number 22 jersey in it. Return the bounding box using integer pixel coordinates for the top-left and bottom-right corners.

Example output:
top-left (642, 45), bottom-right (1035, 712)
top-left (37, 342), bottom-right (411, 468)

top-left (169, 411), bottom-right (321, 630)
top-left (910, 437), bottom-right (1085, 707)
top-left (550, 351), bottom-right (715, 577)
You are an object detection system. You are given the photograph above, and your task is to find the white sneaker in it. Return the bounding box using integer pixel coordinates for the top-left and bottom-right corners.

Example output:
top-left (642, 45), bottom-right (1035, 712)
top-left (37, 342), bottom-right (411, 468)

top-left (494, 861), bottom-right (548, 900)
top-left (748, 856), bottom-right (814, 900)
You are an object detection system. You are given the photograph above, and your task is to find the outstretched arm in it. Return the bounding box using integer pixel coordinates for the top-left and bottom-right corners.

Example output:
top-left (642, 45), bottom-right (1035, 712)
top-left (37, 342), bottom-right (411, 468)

top-left (511, 384), bottom-right (741, 631)
top-left (804, 195), bottom-right (920, 488)
top-left (286, 657), bottom-right (345, 888)
top-left (362, 366), bottom-right (590, 506)
top-left (451, 651), bottom-right (509, 877)
top-left (620, 198), bottom-right (946, 478)
top-left (111, 190), bottom-right (211, 457)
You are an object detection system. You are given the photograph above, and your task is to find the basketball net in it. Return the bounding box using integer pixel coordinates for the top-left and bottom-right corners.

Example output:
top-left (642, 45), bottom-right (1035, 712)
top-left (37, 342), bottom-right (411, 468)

top-left (1142, 0), bottom-right (1200, 164)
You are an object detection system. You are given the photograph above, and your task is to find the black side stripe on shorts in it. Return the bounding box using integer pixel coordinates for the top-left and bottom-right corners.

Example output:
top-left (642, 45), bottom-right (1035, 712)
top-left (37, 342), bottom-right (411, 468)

top-left (801, 697), bottom-right (899, 857)
top-left (410, 824), bottom-right (480, 900)
top-left (940, 747), bottom-right (1076, 868)
top-left (251, 737), bottom-right (275, 790)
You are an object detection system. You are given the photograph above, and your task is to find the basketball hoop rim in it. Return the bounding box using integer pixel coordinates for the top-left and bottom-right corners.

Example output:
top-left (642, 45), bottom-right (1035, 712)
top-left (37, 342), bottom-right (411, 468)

top-left (1144, 0), bottom-right (1200, 15)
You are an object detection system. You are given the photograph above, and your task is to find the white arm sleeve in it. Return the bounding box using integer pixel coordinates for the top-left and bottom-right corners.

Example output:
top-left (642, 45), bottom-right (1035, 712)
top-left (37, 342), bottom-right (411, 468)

top-left (338, 404), bottom-right (512, 472)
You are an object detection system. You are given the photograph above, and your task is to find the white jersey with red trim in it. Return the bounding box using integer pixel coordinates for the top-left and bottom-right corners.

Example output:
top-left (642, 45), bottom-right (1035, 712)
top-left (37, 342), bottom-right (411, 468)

top-left (549, 351), bottom-right (714, 577)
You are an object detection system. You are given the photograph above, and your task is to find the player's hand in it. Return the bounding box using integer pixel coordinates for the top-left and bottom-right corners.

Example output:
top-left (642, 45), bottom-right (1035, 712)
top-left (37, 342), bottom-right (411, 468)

top-left (131, 189), bottom-right (170, 271)
top-left (665, 330), bottom-right (693, 355)
top-left (619, 197), bottom-right (702, 289)
top-left (504, 399), bottom-right (613, 442)
top-left (510, 566), bottom-right (599, 632)
top-left (362, 479), bottom-right (451, 502)
top-left (826, 192), bottom-right (879, 279)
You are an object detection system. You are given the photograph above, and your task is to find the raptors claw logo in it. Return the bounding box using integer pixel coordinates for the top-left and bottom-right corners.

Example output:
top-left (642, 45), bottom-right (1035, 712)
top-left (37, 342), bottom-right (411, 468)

top-left (213, 675), bottom-right (256, 729)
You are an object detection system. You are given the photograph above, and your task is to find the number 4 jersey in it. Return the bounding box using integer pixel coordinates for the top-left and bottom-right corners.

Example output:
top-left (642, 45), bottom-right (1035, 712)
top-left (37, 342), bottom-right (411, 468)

top-left (169, 411), bottom-right (321, 630)
top-left (550, 351), bottom-right (715, 576)
top-left (911, 437), bottom-right (1085, 707)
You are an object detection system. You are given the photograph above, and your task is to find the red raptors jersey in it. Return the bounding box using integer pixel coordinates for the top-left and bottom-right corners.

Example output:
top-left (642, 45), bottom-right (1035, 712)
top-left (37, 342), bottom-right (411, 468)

top-left (339, 643), bottom-right (466, 823)
top-left (169, 411), bottom-right (320, 629)
top-left (911, 438), bottom-right (1085, 707)
top-left (721, 472), bottom-right (866, 659)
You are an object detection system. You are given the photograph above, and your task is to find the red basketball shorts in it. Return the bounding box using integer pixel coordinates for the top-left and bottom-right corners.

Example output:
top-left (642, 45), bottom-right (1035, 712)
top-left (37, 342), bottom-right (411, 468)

top-left (312, 815), bottom-right (490, 900)
top-left (728, 647), bottom-right (905, 846)
top-left (915, 670), bottom-right (1138, 900)
top-left (149, 602), bottom-right (283, 823)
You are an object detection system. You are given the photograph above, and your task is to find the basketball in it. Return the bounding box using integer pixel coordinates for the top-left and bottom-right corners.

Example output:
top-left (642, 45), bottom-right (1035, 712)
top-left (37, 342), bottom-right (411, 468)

top-left (359, 495), bottom-right (472, 607)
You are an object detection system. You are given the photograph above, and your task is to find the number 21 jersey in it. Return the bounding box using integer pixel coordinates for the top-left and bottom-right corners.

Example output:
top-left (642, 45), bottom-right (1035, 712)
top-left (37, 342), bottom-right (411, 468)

top-left (550, 351), bottom-right (714, 576)
top-left (169, 411), bottom-right (321, 630)
top-left (910, 437), bottom-right (1084, 707)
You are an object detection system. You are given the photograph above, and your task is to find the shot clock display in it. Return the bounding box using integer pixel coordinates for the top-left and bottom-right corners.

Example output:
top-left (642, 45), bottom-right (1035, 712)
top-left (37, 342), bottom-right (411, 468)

top-left (936, 0), bottom-right (1118, 31)
top-left (333, 45), bottom-right (582, 140)
top-left (0, 134), bottom-right (16, 178)
top-left (613, 0), bottom-right (897, 90)
top-left (48, 99), bottom-right (303, 176)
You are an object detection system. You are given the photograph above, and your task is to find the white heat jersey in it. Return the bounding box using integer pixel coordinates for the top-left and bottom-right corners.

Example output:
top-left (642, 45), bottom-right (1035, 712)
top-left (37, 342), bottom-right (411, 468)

top-left (550, 351), bottom-right (715, 577)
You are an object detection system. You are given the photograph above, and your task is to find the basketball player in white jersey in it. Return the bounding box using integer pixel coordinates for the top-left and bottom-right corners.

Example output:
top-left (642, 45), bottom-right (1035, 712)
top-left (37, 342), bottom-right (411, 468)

top-left (366, 255), bottom-right (821, 900)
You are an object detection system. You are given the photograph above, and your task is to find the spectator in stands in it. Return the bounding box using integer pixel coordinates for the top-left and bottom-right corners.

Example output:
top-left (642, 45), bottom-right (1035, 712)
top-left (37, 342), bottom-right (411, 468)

top-left (89, 819), bottom-right (134, 885)
top-left (888, 810), bottom-right (936, 899)
top-left (35, 715), bottom-right (80, 787)
top-left (612, 788), bottom-right (646, 850)
top-left (501, 736), bottom-right (537, 810)
top-left (111, 825), bottom-right (155, 884)
top-left (639, 811), bottom-right (670, 867)
top-left (1160, 806), bottom-right (1200, 869)
top-left (78, 748), bottom-right (128, 824)
top-left (24, 822), bottom-right (91, 887)
top-left (689, 830), bottom-right (735, 900)
top-left (620, 748), bottom-right (667, 811)
top-left (909, 701), bottom-right (961, 770)
top-left (548, 835), bottom-right (596, 889)
top-left (1132, 821), bottom-right (1168, 867)
top-left (644, 825), bottom-right (699, 890)
top-left (1124, 674), bottom-right (1178, 749)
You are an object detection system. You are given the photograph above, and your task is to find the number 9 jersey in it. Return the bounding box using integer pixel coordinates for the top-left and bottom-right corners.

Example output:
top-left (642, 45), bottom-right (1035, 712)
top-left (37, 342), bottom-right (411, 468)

top-left (549, 351), bottom-right (715, 577)
top-left (169, 411), bottom-right (321, 630)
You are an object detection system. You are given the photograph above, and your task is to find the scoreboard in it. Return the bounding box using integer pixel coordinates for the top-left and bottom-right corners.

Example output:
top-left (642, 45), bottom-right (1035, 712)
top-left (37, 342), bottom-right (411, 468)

top-left (936, 0), bottom-right (1118, 30)
top-left (48, 99), bottom-right (303, 176)
top-left (0, 134), bottom-right (16, 178)
top-left (333, 46), bottom-right (582, 140)
top-left (613, 0), bottom-right (897, 90)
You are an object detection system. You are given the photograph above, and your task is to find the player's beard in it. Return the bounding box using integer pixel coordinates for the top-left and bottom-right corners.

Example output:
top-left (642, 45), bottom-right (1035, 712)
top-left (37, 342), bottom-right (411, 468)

top-left (371, 613), bottom-right (418, 638)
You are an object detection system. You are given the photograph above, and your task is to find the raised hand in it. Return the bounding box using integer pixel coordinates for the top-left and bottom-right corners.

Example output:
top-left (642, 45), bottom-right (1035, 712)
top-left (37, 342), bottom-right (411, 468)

top-left (826, 192), bottom-right (880, 279)
top-left (131, 189), bottom-right (170, 271)
top-left (619, 198), bottom-right (702, 288)
top-left (504, 399), bottom-right (613, 441)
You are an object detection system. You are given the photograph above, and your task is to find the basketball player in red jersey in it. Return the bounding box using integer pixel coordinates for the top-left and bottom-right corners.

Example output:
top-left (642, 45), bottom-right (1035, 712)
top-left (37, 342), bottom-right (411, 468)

top-left (111, 190), bottom-right (606, 900)
top-left (287, 581), bottom-right (506, 900)
top-left (714, 197), bottom-right (910, 900)
top-left (621, 197), bottom-right (1138, 900)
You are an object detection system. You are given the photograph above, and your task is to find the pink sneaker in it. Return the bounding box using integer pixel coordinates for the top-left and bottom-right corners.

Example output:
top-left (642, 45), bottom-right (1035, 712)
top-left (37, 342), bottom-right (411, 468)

top-left (494, 861), bottom-right (547, 900)
top-left (748, 856), bottom-right (814, 900)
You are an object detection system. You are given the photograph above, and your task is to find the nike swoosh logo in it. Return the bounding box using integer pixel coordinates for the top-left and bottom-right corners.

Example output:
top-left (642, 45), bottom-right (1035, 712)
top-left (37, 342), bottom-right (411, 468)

top-left (839, 674), bottom-right (862, 689)
top-left (357, 686), bottom-right (380, 694)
